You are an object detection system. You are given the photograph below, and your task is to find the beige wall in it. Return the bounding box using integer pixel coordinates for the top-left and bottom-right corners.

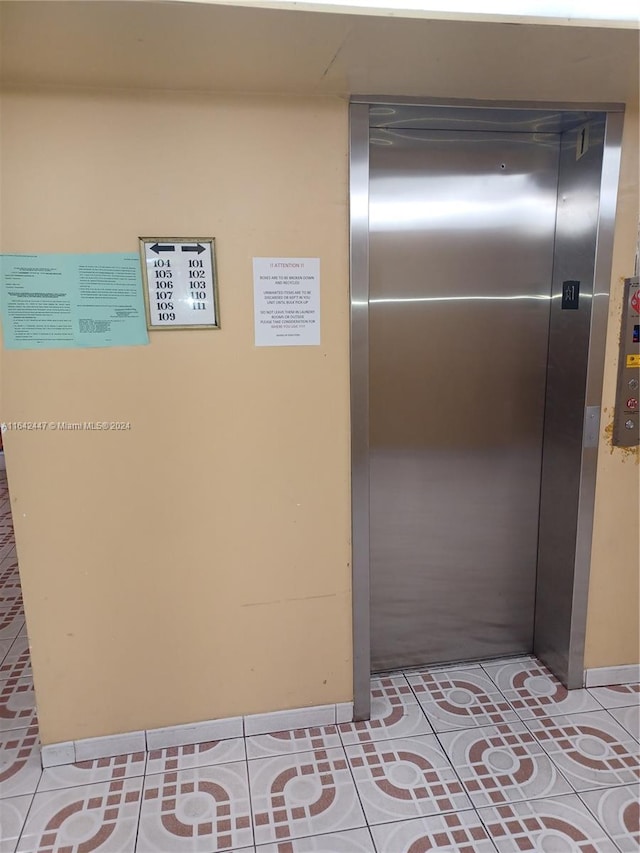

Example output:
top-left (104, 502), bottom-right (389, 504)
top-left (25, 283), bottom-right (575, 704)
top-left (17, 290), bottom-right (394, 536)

top-left (0, 90), bottom-right (352, 744)
top-left (585, 105), bottom-right (640, 669)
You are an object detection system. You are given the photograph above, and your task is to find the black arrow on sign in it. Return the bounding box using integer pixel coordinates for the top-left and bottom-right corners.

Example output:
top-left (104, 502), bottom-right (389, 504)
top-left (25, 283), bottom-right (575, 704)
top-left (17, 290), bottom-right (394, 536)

top-left (150, 243), bottom-right (175, 254)
top-left (181, 243), bottom-right (206, 254)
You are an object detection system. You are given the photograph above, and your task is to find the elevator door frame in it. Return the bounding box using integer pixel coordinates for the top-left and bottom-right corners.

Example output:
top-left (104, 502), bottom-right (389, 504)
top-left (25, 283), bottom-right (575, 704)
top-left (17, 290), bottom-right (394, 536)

top-left (349, 97), bottom-right (625, 721)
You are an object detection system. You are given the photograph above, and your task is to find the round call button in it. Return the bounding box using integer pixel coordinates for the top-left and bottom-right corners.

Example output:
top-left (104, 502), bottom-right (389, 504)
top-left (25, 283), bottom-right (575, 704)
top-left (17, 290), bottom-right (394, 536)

top-left (627, 398), bottom-right (639, 411)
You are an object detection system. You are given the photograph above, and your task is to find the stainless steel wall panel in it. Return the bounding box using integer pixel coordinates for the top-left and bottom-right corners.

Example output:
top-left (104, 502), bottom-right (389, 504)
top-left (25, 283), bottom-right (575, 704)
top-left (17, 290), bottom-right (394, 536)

top-left (534, 115), bottom-right (623, 687)
top-left (349, 103), bottom-right (372, 720)
top-left (369, 129), bottom-right (560, 671)
top-left (565, 112), bottom-right (624, 688)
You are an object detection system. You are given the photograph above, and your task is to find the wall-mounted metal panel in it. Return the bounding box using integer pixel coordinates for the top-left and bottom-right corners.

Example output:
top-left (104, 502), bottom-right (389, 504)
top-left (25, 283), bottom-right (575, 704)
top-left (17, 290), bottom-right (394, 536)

top-left (368, 105), bottom-right (597, 134)
top-left (612, 277), bottom-right (640, 447)
top-left (534, 117), bottom-right (606, 686)
top-left (349, 103), bottom-right (372, 721)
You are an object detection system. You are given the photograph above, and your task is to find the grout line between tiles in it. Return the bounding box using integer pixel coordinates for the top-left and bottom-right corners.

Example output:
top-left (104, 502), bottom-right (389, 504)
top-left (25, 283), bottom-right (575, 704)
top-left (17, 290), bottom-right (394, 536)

top-left (574, 784), bottom-right (639, 853)
top-left (244, 731), bottom-right (257, 851)
top-left (131, 756), bottom-right (145, 853)
top-left (467, 805), bottom-right (501, 853)
top-left (340, 734), bottom-right (378, 846)
top-left (13, 780), bottom-right (40, 853)
top-left (603, 706), bottom-right (640, 744)
top-left (35, 765), bottom-right (149, 796)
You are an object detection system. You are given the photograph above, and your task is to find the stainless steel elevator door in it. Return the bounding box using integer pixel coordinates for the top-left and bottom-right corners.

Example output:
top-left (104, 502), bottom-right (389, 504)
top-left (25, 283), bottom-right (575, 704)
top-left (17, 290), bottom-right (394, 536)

top-left (369, 129), bottom-right (560, 671)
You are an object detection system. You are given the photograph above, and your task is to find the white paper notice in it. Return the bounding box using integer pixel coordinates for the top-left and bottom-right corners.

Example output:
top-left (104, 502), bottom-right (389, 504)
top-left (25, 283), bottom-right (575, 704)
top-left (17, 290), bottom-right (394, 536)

top-left (253, 257), bottom-right (320, 347)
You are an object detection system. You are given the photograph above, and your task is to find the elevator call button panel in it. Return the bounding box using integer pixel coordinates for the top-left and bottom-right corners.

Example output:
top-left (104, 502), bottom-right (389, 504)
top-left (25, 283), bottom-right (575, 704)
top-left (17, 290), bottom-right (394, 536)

top-left (612, 277), bottom-right (640, 447)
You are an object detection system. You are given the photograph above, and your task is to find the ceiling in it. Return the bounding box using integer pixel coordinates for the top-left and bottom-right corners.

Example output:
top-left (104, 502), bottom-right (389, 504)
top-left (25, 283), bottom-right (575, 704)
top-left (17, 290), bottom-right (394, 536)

top-left (0, 0), bottom-right (638, 103)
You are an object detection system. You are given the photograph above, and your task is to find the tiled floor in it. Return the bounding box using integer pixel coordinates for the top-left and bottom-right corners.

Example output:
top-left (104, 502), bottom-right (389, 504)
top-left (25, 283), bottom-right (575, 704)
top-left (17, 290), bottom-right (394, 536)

top-left (0, 472), bottom-right (639, 852)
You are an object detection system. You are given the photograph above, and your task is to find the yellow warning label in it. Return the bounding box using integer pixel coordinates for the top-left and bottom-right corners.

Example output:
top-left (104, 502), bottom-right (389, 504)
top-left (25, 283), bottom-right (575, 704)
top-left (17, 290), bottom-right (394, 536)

top-left (627, 354), bottom-right (640, 368)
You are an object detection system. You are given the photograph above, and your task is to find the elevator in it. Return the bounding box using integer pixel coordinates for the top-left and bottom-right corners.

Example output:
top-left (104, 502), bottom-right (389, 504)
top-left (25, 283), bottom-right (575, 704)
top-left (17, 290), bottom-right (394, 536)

top-left (350, 101), bottom-right (624, 718)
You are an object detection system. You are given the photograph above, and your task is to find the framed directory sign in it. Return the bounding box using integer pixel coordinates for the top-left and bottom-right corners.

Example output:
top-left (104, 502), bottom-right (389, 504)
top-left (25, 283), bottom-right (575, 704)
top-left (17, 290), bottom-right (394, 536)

top-left (139, 237), bottom-right (220, 330)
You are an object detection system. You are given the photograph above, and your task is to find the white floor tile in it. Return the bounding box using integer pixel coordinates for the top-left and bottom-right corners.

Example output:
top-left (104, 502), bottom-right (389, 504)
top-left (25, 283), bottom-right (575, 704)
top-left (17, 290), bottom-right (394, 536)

top-left (137, 762), bottom-right (253, 852)
top-left (146, 738), bottom-right (246, 773)
top-left (438, 720), bottom-right (573, 807)
top-left (483, 659), bottom-right (601, 720)
top-left (406, 668), bottom-right (518, 732)
top-left (527, 710), bottom-right (640, 791)
top-left (39, 751), bottom-right (147, 792)
top-left (247, 726), bottom-right (340, 759)
top-left (370, 811), bottom-right (497, 852)
top-left (257, 827), bottom-right (375, 851)
top-left (0, 725), bottom-right (41, 798)
top-left (345, 735), bottom-right (471, 825)
top-left (589, 684), bottom-right (640, 709)
top-left (608, 704), bottom-right (640, 742)
top-left (478, 794), bottom-right (619, 851)
top-left (249, 747), bottom-right (365, 845)
top-left (16, 777), bottom-right (143, 853)
top-left (0, 795), bottom-right (33, 853)
top-left (579, 784), bottom-right (640, 853)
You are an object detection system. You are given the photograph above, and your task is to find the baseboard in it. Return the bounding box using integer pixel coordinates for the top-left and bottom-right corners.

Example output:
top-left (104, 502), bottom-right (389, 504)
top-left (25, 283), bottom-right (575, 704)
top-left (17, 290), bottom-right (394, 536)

top-left (584, 663), bottom-right (640, 688)
top-left (41, 700), bottom-right (355, 768)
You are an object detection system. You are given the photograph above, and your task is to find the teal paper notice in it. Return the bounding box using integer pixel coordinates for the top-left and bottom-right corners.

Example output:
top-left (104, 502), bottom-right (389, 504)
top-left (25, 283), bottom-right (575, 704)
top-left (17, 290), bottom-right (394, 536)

top-left (0, 253), bottom-right (149, 349)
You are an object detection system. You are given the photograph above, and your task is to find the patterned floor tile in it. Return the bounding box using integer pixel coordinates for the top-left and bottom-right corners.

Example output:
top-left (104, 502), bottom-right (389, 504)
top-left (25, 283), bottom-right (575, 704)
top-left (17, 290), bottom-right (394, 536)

top-left (370, 811), bottom-right (498, 852)
top-left (0, 591), bottom-right (22, 614)
top-left (0, 677), bottom-right (37, 732)
top-left (0, 536), bottom-right (16, 562)
top-left (17, 777), bottom-right (143, 853)
top-left (249, 747), bottom-right (365, 845)
top-left (370, 674), bottom-right (415, 704)
top-left (137, 762), bottom-right (253, 852)
top-left (478, 795), bottom-right (619, 851)
top-left (588, 684), bottom-right (640, 709)
top-left (406, 669), bottom-right (518, 732)
top-left (256, 827), bottom-right (375, 852)
top-left (39, 751), bottom-right (147, 792)
top-left (147, 738), bottom-right (246, 772)
top-left (0, 640), bottom-right (12, 663)
top-left (248, 727), bottom-right (340, 759)
top-left (338, 678), bottom-right (432, 746)
top-left (0, 556), bottom-right (18, 574)
top-left (345, 735), bottom-right (471, 825)
top-left (528, 710), bottom-right (640, 791)
top-left (0, 613), bottom-right (24, 642)
top-left (439, 721), bottom-right (573, 807)
top-left (0, 794), bottom-right (32, 853)
top-left (0, 676), bottom-right (32, 691)
top-left (0, 568), bottom-right (20, 595)
top-left (609, 705), bottom-right (640, 742)
top-left (0, 647), bottom-right (32, 683)
top-left (580, 784), bottom-right (640, 853)
top-left (0, 724), bottom-right (41, 797)
top-left (483, 659), bottom-right (601, 720)
top-left (0, 562), bottom-right (19, 580)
